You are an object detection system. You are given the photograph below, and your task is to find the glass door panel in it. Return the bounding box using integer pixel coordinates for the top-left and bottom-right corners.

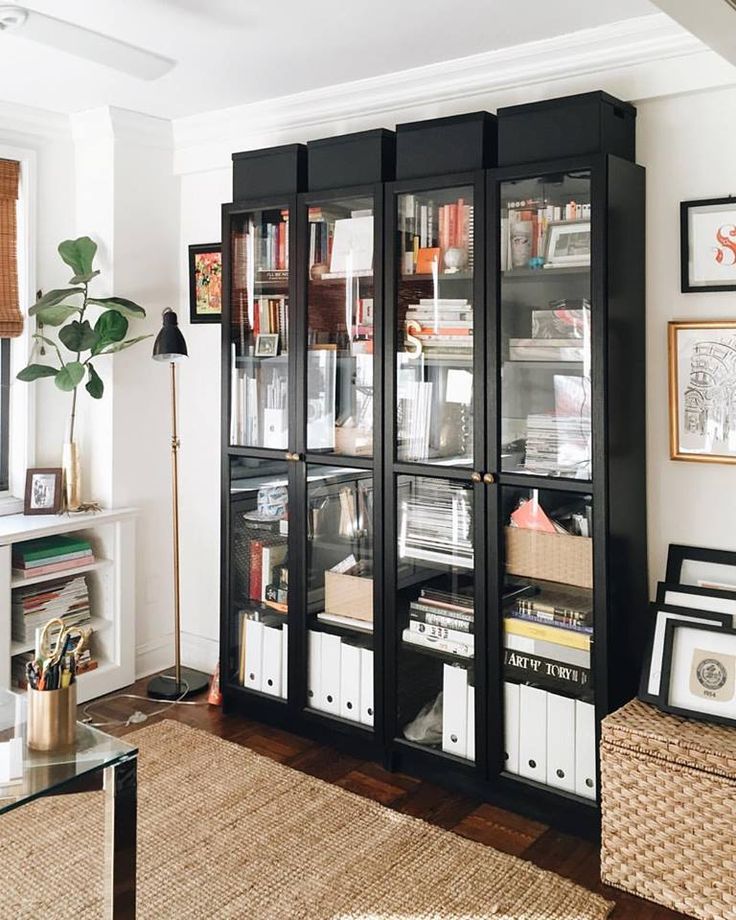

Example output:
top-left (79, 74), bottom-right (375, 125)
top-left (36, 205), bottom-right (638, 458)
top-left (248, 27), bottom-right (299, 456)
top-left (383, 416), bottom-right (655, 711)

top-left (396, 475), bottom-right (476, 762)
top-left (305, 465), bottom-right (374, 727)
top-left (395, 186), bottom-right (475, 467)
top-left (228, 457), bottom-right (289, 698)
top-left (229, 207), bottom-right (290, 449)
top-left (500, 485), bottom-right (596, 799)
top-left (307, 195), bottom-right (375, 457)
top-left (499, 173), bottom-right (592, 479)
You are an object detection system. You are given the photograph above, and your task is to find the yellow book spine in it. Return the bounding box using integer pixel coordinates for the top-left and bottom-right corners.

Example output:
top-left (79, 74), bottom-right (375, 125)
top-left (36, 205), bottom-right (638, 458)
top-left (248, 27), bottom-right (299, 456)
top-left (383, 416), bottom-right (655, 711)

top-left (503, 617), bottom-right (590, 651)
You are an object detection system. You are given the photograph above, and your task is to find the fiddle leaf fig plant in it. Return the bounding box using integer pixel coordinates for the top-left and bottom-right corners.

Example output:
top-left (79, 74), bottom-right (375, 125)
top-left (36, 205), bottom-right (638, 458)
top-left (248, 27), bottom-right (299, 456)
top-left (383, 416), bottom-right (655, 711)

top-left (17, 236), bottom-right (151, 442)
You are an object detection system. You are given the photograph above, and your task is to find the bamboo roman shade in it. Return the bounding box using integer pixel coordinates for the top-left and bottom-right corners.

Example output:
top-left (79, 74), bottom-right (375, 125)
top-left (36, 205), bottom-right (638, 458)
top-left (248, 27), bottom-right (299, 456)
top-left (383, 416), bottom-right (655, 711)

top-left (0, 158), bottom-right (23, 338)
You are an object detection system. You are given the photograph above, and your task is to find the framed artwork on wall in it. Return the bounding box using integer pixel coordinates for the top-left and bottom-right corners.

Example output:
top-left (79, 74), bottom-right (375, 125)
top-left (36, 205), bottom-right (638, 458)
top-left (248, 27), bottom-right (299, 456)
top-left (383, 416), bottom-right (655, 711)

top-left (668, 320), bottom-right (736, 463)
top-left (189, 243), bottom-right (222, 324)
top-left (681, 197), bottom-right (736, 292)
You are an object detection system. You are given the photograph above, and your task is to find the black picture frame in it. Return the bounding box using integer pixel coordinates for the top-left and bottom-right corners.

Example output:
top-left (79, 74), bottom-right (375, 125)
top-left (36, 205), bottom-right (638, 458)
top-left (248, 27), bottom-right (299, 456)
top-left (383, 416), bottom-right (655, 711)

top-left (656, 580), bottom-right (736, 614)
top-left (681, 196), bottom-right (736, 293)
top-left (188, 242), bottom-right (222, 324)
top-left (659, 619), bottom-right (736, 726)
top-left (638, 602), bottom-right (731, 705)
top-left (665, 544), bottom-right (736, 587)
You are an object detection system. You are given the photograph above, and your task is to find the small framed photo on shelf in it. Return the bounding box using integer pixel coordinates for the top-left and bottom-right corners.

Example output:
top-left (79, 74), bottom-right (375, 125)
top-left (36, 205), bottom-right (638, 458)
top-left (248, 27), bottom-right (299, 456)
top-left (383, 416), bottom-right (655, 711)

top-left (24, 468), bottom-right (63, 515)
top-left (638, 602), bottom-right (731, 705)
top-left (668, 321), bottom-right (736, 463)
top-left (543, 220), bottom-right (591, 268)
top-left (665, 544), bottom-right (736, 590)
top-left (659, 620), bottom-right (736, 726)
top-left (255, 333), bottom-right (279, 357)
top-left (681, 197), bottom-right (736, 292)
top-left (188, 242), bottom-right (222, 324)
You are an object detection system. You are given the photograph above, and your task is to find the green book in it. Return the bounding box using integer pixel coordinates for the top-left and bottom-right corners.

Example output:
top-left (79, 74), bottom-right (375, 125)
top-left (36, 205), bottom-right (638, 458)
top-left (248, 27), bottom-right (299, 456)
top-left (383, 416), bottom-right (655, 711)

top-left (14, 534), bottom-right (92, 563)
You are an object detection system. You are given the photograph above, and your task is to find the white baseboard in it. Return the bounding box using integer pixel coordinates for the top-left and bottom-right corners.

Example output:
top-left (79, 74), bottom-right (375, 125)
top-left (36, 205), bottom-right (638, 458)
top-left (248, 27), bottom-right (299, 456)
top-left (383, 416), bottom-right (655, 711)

top-left (135, 635), bottom-right (173, 680)
top-left (180, 632), bottom-right (219, 676)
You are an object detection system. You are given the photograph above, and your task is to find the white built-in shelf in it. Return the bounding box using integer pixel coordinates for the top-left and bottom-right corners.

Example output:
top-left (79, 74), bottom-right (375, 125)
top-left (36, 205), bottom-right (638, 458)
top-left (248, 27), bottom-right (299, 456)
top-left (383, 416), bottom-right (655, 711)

top-left (10, 615), bottom-right (111, 657)
top-left (11, 557), bottom-right (113, 590)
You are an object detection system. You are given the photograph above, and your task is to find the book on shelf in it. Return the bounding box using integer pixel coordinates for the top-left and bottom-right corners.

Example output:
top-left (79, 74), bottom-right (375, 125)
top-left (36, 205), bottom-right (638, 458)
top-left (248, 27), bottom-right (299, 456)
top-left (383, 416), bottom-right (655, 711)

top-left (12, 535), bottom-right (94, 569)
top-left (404, 298), bottom-right (473, 357)
top-left (11, 574), bottom-right (91, 642)
top-left (504, 649), bottom-right (593, 701)
top-left (409, 585), bottom-right (474, 633)
top-left (523, 412), bottom-right (591, 478)
top-left (400, 195), bottom-right (472, 276)
top-left (511, 581), bottom-right (593, 628)
top-left (503, 615), bottom-right (591, 652)
top-left (402, 626), bottom-right (473, 659)
top-left (408, 619), bottom-right (475, 646)
top-left (398, 480), bottom-right (474, 568)
top-left (501, 199), bottom-right (591, 271)
top-left (508, 340), bottom-right (586, 362)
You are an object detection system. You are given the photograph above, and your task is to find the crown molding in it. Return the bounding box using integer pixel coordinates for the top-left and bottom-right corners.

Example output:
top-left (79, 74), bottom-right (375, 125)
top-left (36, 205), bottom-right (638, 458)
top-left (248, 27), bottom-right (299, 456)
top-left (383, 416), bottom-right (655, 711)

top-left (0, 100), bottom-right (70, 143)
top-left (71, 106), bottom-right (173, 149)
top-left (173, 13), bottom-right (733, 175)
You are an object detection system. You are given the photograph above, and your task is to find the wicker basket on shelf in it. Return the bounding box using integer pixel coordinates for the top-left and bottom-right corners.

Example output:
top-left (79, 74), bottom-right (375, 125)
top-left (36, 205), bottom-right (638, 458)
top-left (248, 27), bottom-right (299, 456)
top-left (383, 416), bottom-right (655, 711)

top-left (504, 526), bottom-right (592, 588)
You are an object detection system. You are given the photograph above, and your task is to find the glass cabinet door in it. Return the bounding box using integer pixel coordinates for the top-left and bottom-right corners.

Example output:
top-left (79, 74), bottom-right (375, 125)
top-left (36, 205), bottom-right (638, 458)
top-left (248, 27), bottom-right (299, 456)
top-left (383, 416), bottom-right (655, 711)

top-left (305, 465), bottom-right (374, 727)
top-left (395, 186), bottom-right (476, 467)
top-left (307, 195), bottom-right (376, 457)
top-left (227, 457), bottom-right (290, 698)
top-left (229, 207), bottom-right (290, 449)
top-left (395, 475), bottom-right (477, 762)
top-left (500, 485), bottom-right (596, 800)
top-left (499, 172), bottom-right (592, 479)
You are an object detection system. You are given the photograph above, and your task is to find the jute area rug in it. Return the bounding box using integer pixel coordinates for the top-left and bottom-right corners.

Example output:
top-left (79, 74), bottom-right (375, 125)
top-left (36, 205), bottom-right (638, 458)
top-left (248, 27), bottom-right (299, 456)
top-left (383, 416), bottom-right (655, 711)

top-left (0, 720), bottom-right (613, 919)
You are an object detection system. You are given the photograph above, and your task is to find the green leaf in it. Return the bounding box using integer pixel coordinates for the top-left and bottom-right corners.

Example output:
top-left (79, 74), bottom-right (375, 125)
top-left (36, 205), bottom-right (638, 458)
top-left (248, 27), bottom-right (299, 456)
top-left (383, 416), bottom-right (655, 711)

top-left (28, 288), bottom-right (84, 314)
top-left (87, 297), bottom-right (146, 319)
top-left (69, 269), bottom-right (101, 285)
top-left (59, 320), bottom-right (98, 353)
top-left (58, 237), bottom-right (97, 281)
top-left (95, 334), bottom-right (152, 356)
top-left (16, 364), bottom-right (58, 382)
top-left (32, 304), bottom-right (82, 327)
top-left (54, 361), bottom-right (85, 392)
top-left (92, 310), bottom-right (128, 354)
top-left (85, 363), bottom-right (104, 399)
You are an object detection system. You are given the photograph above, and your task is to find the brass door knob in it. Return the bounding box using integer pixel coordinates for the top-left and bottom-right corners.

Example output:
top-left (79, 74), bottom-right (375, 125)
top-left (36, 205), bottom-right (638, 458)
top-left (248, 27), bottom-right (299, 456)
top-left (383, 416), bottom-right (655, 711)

top-left (471, 471), bottom-right (482, 483)
top-left (483, 473), bottom-right (495, 485)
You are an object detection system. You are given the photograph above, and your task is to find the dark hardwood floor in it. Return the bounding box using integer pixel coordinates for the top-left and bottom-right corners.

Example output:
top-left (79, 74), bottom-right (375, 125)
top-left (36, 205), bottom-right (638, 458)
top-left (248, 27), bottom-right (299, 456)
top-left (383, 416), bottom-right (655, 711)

top-left (84, 676), bottom-right (688, 920)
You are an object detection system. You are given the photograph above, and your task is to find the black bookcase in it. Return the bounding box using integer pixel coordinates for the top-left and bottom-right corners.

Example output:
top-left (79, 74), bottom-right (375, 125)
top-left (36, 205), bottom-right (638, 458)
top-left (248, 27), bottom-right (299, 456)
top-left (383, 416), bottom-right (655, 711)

top-left (220, 109), bottom-right (646, 834)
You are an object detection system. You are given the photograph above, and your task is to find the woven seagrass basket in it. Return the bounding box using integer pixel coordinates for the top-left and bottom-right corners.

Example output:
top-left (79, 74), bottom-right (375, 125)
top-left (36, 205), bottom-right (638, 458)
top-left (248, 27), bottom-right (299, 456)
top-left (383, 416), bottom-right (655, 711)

top-left (601, 699), bottom-right (736, 920)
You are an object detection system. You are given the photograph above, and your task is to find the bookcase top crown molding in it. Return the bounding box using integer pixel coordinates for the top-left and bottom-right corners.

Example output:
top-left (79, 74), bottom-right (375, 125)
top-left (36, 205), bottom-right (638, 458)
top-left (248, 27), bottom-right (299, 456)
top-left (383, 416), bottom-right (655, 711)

top-left (172, 13), bottom-right (718, 175)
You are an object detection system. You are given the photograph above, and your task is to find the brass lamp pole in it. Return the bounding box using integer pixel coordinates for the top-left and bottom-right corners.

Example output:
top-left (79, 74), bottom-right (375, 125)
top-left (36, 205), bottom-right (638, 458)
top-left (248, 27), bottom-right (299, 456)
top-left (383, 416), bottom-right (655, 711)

top-left (148, 309), bottom-right (209, 700)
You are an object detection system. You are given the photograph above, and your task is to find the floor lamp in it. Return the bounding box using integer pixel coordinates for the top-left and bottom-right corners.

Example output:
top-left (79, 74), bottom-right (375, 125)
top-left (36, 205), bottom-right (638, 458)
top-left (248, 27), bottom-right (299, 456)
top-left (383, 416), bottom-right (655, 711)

top-left (148, 309), bottom-right (210, 700)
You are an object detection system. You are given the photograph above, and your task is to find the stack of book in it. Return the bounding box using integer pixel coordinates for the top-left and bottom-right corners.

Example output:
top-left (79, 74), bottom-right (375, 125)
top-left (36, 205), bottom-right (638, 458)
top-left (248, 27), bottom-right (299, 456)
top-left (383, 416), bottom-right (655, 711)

top-left (400, 195), bottom-right (473, 275)
top-left (398, 480), bottom-right (474, 569)
top-left (12, 534), bottom-right (94, 580)
top-left (509, 300), bottom-right (590, 362)
top-left (12, 574), bottom-right (92, 644)
top-left (403, 587), bottom-right (474, 658)
top-left (503, 580), bottom-right (593, 700)
top-left (251, 295), bottom-right (287, 344)
top-left (523, 413), bottom-right (592, 477)
top-left (404, 299), bottom-right (473, 360)
top-left (257, 212), bottom-right (289, 275)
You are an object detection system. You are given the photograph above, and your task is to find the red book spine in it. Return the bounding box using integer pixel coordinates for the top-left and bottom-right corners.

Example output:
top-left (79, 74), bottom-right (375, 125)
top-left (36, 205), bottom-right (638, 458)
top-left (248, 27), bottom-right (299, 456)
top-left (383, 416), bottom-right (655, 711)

top-left (249, 540), bottom-right (264, 601)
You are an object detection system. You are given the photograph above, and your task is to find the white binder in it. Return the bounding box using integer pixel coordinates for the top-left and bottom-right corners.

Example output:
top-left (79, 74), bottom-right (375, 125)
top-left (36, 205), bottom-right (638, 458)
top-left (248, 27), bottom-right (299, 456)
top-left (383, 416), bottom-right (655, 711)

top-left (307, 630), bottom-right (322, 710)
top-left (340, 642), bottom-right (362, 721)
top-left (575, 700), bottom-right (597, 800)
top-left (280, 624), bottom-right (289, 700)
top-left (546, 692), bottom-right (576, 793)
top-left (320, 633), bottom-right (342, 715)
top-left (503, 681), bottom-right (521, 774)
top-left (262, 625), bottom-right (282, 697)
top-left (466, 683), bottom-right (476, 762)
top-left (243, 619), bottom-right (264, 692)
top-left (519, 684), bottom-right (547, 781)
top-left (359, 647), bottom-right (374, 726)
top-left (442, 664), bottom-right (468, 758)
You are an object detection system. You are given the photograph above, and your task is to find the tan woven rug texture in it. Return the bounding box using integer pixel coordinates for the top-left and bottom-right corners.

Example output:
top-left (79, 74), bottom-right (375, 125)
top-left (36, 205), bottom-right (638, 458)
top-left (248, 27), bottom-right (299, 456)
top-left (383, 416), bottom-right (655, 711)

top-left (0, 720), bottom-right (613, 919)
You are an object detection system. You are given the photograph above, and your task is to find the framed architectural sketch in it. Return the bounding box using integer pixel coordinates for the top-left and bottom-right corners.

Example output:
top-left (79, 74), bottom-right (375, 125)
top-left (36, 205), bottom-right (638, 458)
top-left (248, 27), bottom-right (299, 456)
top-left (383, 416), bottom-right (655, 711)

top-left (668, 320), bottom-right (736, 463)
top-left (189, 243), bottom-right (222, 324)
top-left (681, 197), bottom-right (736, 292)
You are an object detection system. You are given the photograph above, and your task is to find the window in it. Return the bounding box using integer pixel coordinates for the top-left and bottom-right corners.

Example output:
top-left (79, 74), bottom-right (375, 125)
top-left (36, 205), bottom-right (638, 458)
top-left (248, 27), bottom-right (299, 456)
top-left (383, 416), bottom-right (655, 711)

top-left (0, 338), bottom-right (8, 492)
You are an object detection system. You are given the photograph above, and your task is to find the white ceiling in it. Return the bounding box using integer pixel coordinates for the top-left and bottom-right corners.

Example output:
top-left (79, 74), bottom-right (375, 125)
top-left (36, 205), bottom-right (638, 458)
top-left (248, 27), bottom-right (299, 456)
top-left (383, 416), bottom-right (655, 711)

top-left (0, 0), bottom-right (661, 120)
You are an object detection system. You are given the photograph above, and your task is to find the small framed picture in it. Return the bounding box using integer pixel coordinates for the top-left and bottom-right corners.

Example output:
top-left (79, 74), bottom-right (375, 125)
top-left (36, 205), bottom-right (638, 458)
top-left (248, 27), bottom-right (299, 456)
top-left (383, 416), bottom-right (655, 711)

top-left (668, 320), bottom-right (736, 463)
top-left (656, 580), bottom-right (736, 621)
top-left (638, 602), bottom-right (731, 704)
top-left (24, 468), bottom-right (63, 515)
top-left (255, 333), bottom-right (279, 357)
top-left (189, 243), bottom-right (222, 324)
top-left (665, 544), bottom-right (736, 591)
top-left (681, 197), bottom-right (736, 292)
top-left (544, 220), bottom-right (591, 268)
top-left (660, 620), bottom-right (736, 725)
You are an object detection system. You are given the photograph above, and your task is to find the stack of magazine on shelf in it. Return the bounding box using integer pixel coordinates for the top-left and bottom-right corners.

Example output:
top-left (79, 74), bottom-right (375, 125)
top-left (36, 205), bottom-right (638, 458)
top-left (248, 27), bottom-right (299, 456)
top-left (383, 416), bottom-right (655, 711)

top-left (12, 574), bottom-right (92, 644)
top-left (404, 299), bottom-right (473, 360)
top-left (398, 481), bottom-right (473, 568)
top-left (508, 300), bottom-right (590, 362)
top-left (503, 579), bottom-right (593, 700)
top-left (402, 588), bottom-right (474, 658)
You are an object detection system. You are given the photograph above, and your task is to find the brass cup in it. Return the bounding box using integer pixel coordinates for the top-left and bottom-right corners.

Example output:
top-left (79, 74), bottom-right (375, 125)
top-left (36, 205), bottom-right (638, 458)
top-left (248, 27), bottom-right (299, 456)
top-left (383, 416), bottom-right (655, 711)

top-left (27, 684), bottom-right (77, 752)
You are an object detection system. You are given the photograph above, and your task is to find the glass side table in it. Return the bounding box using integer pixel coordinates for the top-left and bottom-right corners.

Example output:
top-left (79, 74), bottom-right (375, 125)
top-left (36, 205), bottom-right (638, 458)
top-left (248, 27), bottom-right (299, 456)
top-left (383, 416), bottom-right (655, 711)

top-left (0, 689), bottom-right (138, 919)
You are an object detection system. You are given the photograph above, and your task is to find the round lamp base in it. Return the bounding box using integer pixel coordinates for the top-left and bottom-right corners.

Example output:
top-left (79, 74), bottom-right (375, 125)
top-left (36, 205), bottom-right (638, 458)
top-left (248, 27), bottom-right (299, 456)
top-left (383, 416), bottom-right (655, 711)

top-left (147, 667), bottom-right (210, 700)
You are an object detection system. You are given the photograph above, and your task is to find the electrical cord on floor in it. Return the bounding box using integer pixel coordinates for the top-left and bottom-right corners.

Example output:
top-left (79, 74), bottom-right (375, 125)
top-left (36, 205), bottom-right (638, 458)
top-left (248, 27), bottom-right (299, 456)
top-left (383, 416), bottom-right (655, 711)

top-left (81, 676), bottom-right (211, 728)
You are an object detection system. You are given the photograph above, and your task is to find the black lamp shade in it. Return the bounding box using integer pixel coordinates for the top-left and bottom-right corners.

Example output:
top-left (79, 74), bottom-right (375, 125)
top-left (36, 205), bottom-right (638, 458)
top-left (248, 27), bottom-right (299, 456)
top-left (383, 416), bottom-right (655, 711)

top-left (152, 309), bottom-right (188, 361)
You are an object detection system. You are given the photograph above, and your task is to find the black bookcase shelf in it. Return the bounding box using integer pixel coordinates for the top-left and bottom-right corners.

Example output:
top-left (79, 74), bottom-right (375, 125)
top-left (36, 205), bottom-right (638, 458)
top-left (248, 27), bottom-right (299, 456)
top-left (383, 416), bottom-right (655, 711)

top-left (221, 108), bottom-right (646, 836)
